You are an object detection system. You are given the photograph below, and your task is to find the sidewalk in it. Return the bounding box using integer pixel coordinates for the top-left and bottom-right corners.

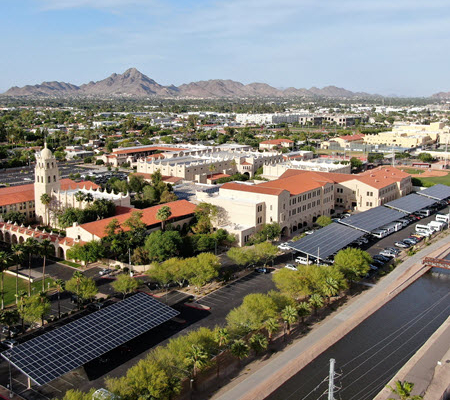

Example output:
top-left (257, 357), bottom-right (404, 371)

top-left (212, 234), bottom-right (450, 400)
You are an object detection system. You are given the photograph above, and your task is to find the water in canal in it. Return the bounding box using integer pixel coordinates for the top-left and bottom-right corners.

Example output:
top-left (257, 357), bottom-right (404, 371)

top-left (266, 269), bottom-right (450, 400)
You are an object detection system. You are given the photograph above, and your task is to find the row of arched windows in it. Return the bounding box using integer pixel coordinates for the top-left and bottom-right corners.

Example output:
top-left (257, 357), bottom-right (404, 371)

top-left (36, 175), bottom-right (57, 183)
top-left (37, 162), bottom-right (55, 169)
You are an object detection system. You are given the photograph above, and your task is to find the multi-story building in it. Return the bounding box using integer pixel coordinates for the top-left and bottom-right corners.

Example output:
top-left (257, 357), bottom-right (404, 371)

top-left (197, 166), bottom-right (412, 245)
top-left (259, 139), bottom-right (294, 151)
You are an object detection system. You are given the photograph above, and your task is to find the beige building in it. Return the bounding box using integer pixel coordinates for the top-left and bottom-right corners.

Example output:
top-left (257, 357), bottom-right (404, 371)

top-left (197, 166), bottom-right (412, 244)
top-left (259, 139), bottom-right (294, 151)
top-left (136, 147), bottom-right (283, 183)
top-left (263, 159), bottom-right (351, 179)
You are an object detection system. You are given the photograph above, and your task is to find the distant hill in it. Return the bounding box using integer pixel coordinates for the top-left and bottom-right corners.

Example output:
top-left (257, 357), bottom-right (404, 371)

top-left (2, 68), bottom-right (381, 99)
top-left (431, 91), bottom-right (450, 99)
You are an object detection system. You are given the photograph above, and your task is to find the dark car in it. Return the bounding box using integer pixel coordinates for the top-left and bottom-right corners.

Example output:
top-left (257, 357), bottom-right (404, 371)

top-left (1, 325), bottom-right (21, 338)
top-left (255, 267), bottom-right (269, 274)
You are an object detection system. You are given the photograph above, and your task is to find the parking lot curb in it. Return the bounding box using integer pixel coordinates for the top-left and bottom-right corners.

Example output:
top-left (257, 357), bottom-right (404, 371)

top-left (184, 302), bottom-right (211, 311)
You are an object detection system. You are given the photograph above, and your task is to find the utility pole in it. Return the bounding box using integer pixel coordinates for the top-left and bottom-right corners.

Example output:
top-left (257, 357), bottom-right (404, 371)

top-left (328, 358), bottom-right (335, 400)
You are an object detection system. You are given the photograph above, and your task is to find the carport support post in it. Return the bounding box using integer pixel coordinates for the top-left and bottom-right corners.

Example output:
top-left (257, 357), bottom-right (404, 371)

top-left (27, 376), bottom-right (31, 389)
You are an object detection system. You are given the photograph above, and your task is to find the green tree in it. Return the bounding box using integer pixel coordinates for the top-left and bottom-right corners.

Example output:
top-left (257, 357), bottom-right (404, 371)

top-left (156, 205), bottom-right (172, 231)
top-left (418, 153), bottom-right (433, 163)
top-left (297, 301), bottom-right (311, 324)
top-left (264, 317), bottom-right (280, 342)
top-left (185, 344), bottom-right (209, 384)
top-left (315, 215), bottom-right (332, 227)
top-left (214, 327), bottom-right (230, 379)
top-left (123, 210), bottom-right (146, 232)
top-left (18, 293), bottom-right (51, 326)
top-left (147, 262), bottom-right (173, 291)
top-left (249, 333), bottom-right (268, 355)
top-left (0, 309), bottom-right (20, 337)
top-left (309, 294), bottom-right (324, 315)
top-left (189, 253), bottom-right (220, 291)
top-left (112, 274), bottom-right (139, 299)
top-left (254, 242), bottom-right (278, 266)
top-left (145, 230), bottom-right (183, 262)
top-left (55, 279), bottom-right (65, 319)
top-left (387, 380), bottom-right (423, 400)
top-left (281, 305), bottom-right (298, 335)
top-left (2, 210), bottom-right (26, 225)
top-left (227, 247), bottom-right (256, 266)
top-left (230, 339), bottom-right (250, 367)
top-left (350, 157), bottom-right (363, 172)
top-left (272, 268), bottom-right (312, 299)
top-left (61, 389), bottom-right (96, 400)
top-left (334, 248), bottom-right (372, 285)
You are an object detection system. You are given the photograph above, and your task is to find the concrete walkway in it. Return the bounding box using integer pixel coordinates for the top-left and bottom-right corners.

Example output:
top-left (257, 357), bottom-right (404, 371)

top-left (213, 233), bottom-right (450, 400)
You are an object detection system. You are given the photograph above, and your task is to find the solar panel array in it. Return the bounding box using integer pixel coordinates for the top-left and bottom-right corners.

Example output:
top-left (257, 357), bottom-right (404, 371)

top-left (385, 193), bottom-right (436, 213)
top-left (338, 206), bottom-right (406, 233)
top-left (1, 293), bottom-right (179, 386)
top-left (416, 184), bottom-right (450, 201)
top-left (288, 223), bottom-right (365, 260)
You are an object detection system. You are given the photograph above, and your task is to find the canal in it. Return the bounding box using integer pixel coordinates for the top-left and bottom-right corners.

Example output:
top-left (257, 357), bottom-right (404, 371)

top-left (266, 269), bottom-right (450, 400)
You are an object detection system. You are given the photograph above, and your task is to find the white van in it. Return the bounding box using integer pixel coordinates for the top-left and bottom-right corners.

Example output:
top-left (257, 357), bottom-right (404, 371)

top-left (389, 222), bottom-right (403, 232)
top-left (416, 209), bottom-right (431, 217)
top-left (416, 224), bottom-right (433, 233)
top-left (372, 229), bottom-right (388, 239)
top-left (436, 213), bottom-right (450, 224)
top-left (380, 225), bottom-right (396, 235)
top-left (428, 221), bottom-right (445, 232)
top-left (295, 256), bottom-right (313, 265)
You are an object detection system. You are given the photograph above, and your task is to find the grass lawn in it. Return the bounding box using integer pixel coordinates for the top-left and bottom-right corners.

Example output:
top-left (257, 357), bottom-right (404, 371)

top-left (1, 273), bottom-right (55, 306)
top-left (415, 175), bottom-right (450, 187)
top-left (400, 167), bottom-right (428, 175)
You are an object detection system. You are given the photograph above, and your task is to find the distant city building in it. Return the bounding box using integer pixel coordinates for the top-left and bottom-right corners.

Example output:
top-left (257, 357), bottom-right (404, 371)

top-left (259, 138), bottom-right (294, 151)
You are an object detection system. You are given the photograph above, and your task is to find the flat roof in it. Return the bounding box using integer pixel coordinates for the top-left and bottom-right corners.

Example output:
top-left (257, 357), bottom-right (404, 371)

top-left (1, 293), bottom-right (179, 386)
top-left (288, 223), bottom-right (365, 260)
top-left (384, 193), bottom-right (437, 214)
top-left (416, 184), bottom-right (450, 201)
top-left (338, 206), bottom-right (406, 233)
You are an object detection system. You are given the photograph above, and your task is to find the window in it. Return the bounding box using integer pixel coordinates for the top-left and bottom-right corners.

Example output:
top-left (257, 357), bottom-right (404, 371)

top-left (48, 176), bottom-right (51, 183)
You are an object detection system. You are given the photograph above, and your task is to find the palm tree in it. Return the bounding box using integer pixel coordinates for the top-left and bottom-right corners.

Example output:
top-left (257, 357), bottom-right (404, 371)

top-left (24, 238), bottom-right (39, 295)
top-left (55, 279), bottom-right (65, 319)
top-left (0, 251), bottom-right (12, 310)
top-left (156, 205), bottom-right (172, 231)
top-left (40, 193), bottom-right (52, 225)
top-left (84, 192), bottom-right (94, 205)
top-left (38, 290), bottom-right (48, 327)
top-left (297, 301), bottom-right (311, 324)
top-left (74, 191), bottom-right (86, 204)
top-left (40, 239), bottom-right (54, 291)
top-left (11, 244), bottom-right (25, 304)
top-left (281, 305), bottom-right (298, 335)
top-left (322, 277), bottom-right (340, 304)
top-left (387, 380), bottom-right (423, 400)
top-left (214, 327), bottom-right (230, 380)
top-left (16, 290), bottom-right (27, 330)
top-left (249, 333), bottom-right (268, 355)
top-left (309, 294), bottom-right (324, 316)
top-left (230, 339), bottom-right (249, 368)
top-left (264, 317), bottom-right (280, 342)
top-left (185, 344), bottom-right (209, 390)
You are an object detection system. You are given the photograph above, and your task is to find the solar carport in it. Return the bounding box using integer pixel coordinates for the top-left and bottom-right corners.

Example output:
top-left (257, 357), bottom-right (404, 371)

top-left (416, 184), bottom-right (450, 201)
top-left (338, 206), bottom-right (406, 233)
top-left (1, 293), bottom-right (179, 386)
top-left (385, 193), bottom-right (437, 214)
top-left (288, 223), bottom-right (365, 261)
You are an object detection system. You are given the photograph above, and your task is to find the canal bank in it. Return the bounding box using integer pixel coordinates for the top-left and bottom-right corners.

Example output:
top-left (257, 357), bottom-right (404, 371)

top-left (373, 316), bottom-right (450, 400)
top-left (213, 233), bottom-right (450, 400)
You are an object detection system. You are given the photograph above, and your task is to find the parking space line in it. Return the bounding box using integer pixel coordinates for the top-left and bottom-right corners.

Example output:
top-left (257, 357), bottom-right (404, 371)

top-left (45, 383), bottom-right (62, 393)
top-left (58, 377), bottom-right (75, 387)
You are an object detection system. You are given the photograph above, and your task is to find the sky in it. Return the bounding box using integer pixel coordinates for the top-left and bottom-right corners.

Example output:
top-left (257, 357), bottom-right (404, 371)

top-left (1, 0), bottom-right (450, 96)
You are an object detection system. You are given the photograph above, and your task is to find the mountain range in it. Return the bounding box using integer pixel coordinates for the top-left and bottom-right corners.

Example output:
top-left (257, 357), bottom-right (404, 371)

top-left (2, 67), bottom-right (445, 99)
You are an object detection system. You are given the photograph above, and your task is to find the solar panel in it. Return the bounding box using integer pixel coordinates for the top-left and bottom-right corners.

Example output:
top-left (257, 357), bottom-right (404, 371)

top-left (1, 292), bottom-right (179, 386)
top-left (288, 223), bottom-right (365, 260)
top-left (416, 184), bottom-right (450, 201)
top-left (339, 206), bottom-right (406, 233)
top-left (385, 193), bottom-right (436, 213)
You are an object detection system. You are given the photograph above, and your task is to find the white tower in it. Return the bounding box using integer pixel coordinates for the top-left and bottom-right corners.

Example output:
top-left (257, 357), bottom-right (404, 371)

top-left (34, 143), bottom-right (60, 225)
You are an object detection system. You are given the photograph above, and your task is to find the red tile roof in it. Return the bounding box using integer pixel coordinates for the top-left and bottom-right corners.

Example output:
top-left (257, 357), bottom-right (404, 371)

top-left (0, 179), bottom-right (99, 207)
top-left (207, 173), bottom-right (230, 181)
top-left (336, 134), bottom-right (365, 141)
top-left (260, 139), bottom-right (294, 145)
top-left (77, 200), bottom-right (196, 239)
top-left (221, 182), bottom-right (286, 196)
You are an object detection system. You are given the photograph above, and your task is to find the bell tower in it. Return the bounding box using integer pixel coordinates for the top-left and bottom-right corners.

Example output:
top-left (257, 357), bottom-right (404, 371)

top-left (34, 143), bottom-right (60, 225)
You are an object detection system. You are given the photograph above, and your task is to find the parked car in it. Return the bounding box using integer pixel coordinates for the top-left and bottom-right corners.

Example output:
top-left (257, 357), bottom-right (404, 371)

top-left (1, 325), bottom-right (21, 338)
top-left (385, 247), bottom-right (401, 254)
top-left (99, 268), bottom-right (113, 276)
top-left (394, 241), bottom-right (410, 248)
top-left (284, 264), bottom-right (298, 271)
top-left (295, 256), bottom-right (313, 265)
top-left (371, 259), bottom-right (385, 267)
top-left (379, 250), bottom-right (396, 258)
top-left (88, 302), bottom-right (105, 311)
top-left (278, 243), bottom-right (291, 251)
top-left (373, 254), bottom-right (391, 262)
top-left (1, 339), bottom-right (18, 349)
top-left (410, 235), bottom-right (424, 242)
top-left (255, 267), bottom-right (270, 274)
top-left (403, 238), bottom-right (417, 246)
